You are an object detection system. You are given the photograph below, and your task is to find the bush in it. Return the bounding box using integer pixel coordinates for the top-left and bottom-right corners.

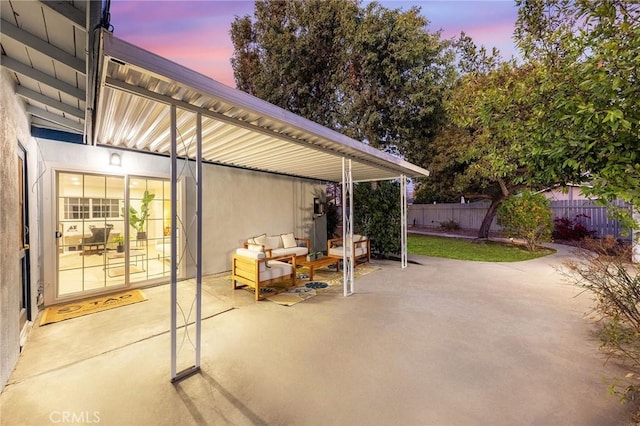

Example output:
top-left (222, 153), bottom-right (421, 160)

top-left (497, 191), bottom-right (553, 251)
top-left (553, 214), bottom-right (595, 240)
top-left (565, 237), bottom-right (639, 402)
top-left (353, 180), bottom-right (401, 257)
top-left (439, 219), bottom-right (460, 231)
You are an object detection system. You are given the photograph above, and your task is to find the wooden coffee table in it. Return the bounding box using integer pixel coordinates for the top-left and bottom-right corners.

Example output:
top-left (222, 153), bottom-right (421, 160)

top-left (297, 256), bottom-right (340, 281)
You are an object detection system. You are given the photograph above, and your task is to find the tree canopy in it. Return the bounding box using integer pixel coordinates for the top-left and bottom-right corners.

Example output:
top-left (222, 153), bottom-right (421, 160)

top-left (417, 0), bottom-right (640, 237)
top-left (515, 0), bottom-right (640, 210)
top-left (230, 0), bottom-right (455, 163)
top-left (415, 37), bottom-right (568, 237)
top-left (230, 0), bottom-right (640, 239)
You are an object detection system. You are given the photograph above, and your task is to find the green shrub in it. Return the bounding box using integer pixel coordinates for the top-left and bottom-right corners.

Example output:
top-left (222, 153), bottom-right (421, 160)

top-left (497, 191), bottom-right (553, 251)
top-left (439, 219), bottom-right (460, 231)
top-left (353, 180), bottom-right (400, 257)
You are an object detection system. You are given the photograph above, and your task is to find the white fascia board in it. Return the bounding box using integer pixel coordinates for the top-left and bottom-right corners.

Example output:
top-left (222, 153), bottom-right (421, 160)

top-left (101, 31), bottom-right (430, 179)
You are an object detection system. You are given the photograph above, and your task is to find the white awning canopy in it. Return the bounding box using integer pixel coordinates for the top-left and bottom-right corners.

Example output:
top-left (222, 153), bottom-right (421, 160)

top-left (95, 31), bottom-right (429, 182)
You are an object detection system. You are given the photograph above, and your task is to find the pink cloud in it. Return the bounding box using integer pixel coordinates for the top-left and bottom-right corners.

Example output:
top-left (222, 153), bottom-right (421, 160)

top-left (110, 0), bottom-right (251, 86)
top-left (110, 0), bottom-right (520, 87)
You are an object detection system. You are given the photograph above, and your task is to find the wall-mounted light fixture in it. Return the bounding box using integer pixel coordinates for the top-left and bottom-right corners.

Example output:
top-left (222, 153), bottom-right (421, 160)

top-left (109, 152), bottom-right (121, 166)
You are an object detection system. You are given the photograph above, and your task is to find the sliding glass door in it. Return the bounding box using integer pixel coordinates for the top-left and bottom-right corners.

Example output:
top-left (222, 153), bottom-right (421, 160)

top-left (57, 172), bottom-right (126, 296)
top-left (56, 172), bottom-right (172, 299)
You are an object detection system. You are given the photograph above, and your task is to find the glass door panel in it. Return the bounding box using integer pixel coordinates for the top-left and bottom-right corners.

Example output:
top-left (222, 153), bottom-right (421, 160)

top-left (57, 172), bottom-right (126, 296)
top-left (128, 177), bottom-right (173, 283)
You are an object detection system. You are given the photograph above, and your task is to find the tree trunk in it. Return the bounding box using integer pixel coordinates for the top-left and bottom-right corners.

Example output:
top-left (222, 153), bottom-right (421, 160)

top-left (478, 196), bottom-right (504, 239)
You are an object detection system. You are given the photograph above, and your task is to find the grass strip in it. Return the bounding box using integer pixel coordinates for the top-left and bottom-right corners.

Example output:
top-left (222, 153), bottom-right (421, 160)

top-left (408, 234), bottom-right (554, 262)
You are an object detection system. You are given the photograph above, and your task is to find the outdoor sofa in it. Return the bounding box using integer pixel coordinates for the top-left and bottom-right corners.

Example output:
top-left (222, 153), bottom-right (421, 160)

top-left (244, 233), bottom-right (310, 260)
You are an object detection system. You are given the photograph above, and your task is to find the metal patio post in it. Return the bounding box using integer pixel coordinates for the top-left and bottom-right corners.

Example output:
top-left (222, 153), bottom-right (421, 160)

top-left (194, 112), bottom-right (203, 369)
top-left (342, 158), bottom-right (354, 296)
top-left (170, 105), bottom-right (178, 381)
top-left (401, 175), bottom-right (408, 268)
top-left (170, 108), bottom-right (202, 382)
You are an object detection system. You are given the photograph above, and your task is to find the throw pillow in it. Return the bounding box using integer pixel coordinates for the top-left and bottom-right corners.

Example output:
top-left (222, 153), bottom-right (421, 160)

top-left (254, 235), bottom-right (267, 247)
top-left (281, 232), bottom-right (297, 249)
top-left (266, 235), bottom-right (282, 249)
top-left (247, 243), bottom-right (264, 253)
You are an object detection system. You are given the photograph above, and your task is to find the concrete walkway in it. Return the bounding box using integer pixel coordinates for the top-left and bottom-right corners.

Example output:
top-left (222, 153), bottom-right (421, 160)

top-left (1, 246), bottom-right (636, 425)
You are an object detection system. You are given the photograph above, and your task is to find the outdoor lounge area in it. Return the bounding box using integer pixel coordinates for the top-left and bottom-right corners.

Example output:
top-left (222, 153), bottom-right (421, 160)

top-left (3, 2), bottom-right (639, 424)
top-left (1, 248), bottom-right (636, 425)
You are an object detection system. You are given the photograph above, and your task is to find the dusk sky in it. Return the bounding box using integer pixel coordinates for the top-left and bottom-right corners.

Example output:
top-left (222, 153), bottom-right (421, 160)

top-left (110, 1), bottom-right (519, 87)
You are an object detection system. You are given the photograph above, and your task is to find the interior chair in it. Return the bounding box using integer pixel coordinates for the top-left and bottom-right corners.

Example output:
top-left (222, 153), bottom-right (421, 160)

top-left (81, 224), bottom-right (113, 255)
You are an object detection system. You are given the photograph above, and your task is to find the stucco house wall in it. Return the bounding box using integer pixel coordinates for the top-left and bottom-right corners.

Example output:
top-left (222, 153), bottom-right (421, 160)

top-left (37, 139), bottom-right (323, 303)
top-left (199, 165), bottom-right (322, 275)
top-left (0, 70), bottom-right (41, 391)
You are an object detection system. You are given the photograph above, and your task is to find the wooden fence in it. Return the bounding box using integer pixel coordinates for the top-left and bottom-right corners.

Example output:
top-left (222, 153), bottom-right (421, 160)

top-left (408, 200), bottom-right (631, 240)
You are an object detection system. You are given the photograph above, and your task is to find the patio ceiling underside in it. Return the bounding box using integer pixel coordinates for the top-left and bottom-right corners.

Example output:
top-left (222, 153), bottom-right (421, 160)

top-left (95, 32), bottom-right (429, 183)
top-left (0, 0), bottom-right (99, 138)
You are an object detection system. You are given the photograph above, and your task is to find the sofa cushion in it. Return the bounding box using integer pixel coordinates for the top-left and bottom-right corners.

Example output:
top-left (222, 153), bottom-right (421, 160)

top-left (254, 235), bottom-right (267, 247)
top-left (236, 248), bottom-right (266, 260)
top-left (271, 246), bottom-right (308, 258)
top-left (265, 235), bottom-right (283, 250)
top-left (281, 232), bottom-right (297, 249)
top-left (247, 233), bottom-right (265, 244)
top-left (329, 246), bottom-right (367, 257)
top-left (247, 243), bottom-right (264, 253)
top-left (259, 260), bottom-right (293, 281)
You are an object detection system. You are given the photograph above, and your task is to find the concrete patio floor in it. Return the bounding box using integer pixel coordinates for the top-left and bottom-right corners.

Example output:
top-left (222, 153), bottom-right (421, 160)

top-left (1, 245), bottom-right (637, 425)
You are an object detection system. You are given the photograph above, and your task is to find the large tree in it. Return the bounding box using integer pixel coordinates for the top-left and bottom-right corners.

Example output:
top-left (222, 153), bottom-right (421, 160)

top-left (515, 0), bottom-right (640, 211)
top-left (416, 36), bottom-right (568, 238)
top-left (230, 0), bottom-right (454, 163)
top-left (418, 0), bottom-right (640, 238)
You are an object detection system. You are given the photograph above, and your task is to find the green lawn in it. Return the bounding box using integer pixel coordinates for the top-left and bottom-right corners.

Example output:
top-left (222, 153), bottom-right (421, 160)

top-left (407, 234), bottom-right (555, 262)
